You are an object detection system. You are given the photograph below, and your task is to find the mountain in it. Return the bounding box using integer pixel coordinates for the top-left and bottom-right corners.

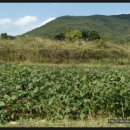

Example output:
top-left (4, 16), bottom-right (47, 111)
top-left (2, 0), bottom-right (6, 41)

top-left (24, 14), bottom-right (130, 41)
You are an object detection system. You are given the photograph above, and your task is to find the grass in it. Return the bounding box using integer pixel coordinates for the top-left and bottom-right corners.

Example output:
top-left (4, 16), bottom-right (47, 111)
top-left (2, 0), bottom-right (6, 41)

top-left (1, 117), bottom-right (130, 127)
top-left (0, 37), bottom-right (130, 65)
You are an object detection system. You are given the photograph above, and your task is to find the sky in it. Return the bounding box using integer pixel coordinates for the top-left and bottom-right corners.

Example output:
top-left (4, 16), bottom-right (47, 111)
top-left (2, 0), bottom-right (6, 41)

top-left (0, 3), bottom-right (130, 36)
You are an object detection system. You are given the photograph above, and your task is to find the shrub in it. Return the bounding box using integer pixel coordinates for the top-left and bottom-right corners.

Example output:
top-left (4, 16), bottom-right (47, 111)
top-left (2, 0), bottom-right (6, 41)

top-left (88, 31), bottom-right (101, 41)
top-left (55, 30), bottom-right (101, 42)
top-left (81, 31), bottom-right (89, 40)
top-left (0, 33), bottom-right (15, 40)
top-left (1, 33), bottom-right (8, 39)
top-left (65, 30), bottom-right (82, 42)
top-left (55, 33), bottom-right (65, 41)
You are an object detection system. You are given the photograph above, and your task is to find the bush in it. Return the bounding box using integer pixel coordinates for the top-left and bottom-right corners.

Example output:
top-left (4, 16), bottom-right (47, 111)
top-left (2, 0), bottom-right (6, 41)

top-left (81, 31), bottom-right (89, 40)
top-left (0, 33), bottom-right (15, 40)
top-left (1, 33), bottom-right (8, 39)
top-left (55, 30), bottom-right (101, 42)
top-left (65, 30), bottom-right (82, 42)
top-left (55, 33), bottom-right (65, 41)
top-left (88, 31), bottom-right (101, 41)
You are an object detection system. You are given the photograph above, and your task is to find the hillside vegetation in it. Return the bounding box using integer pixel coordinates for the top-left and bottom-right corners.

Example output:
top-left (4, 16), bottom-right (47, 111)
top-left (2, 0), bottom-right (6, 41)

top-left (24, 14), bottom-right (130, 41)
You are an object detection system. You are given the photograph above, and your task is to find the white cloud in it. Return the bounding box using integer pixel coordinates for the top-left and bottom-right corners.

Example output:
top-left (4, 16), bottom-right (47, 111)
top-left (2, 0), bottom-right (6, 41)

top-left (40, 17), bottom-right (56, 26)
top-left (0, 18), bottom-right (12, 26)
top-left (16, 17), bottom-right (56, 35)
top-left (14, 16), bottom-right (38, 26)
top-left (0, 16), bottom-right (56, 36)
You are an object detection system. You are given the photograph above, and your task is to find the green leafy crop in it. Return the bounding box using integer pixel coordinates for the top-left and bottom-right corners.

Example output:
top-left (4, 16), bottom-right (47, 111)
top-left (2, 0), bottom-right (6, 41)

top-left (0, 63), bottom-right (130, 122)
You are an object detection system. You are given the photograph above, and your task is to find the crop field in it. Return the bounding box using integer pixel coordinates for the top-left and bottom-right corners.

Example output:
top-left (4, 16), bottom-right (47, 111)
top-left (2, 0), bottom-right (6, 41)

top-left (1, 4), bottom-right (130, 127)
top-left (0, 63), bottom-right (130, 123)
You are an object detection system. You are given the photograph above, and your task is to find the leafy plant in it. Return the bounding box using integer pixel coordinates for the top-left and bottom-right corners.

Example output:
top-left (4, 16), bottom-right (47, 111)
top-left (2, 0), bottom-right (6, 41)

top-left (65, 30), bottom-right (82, 42)
top-left (0, 63), bottom-right (130, 122)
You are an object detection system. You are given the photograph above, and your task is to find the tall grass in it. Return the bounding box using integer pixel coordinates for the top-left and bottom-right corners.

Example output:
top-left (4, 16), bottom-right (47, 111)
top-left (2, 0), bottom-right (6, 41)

top-left (0, 36), bottom-right (129, 65)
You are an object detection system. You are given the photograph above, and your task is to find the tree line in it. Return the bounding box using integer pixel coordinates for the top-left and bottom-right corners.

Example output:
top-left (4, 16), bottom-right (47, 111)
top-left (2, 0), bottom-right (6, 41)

top-left (55, 30), bottom-right (101, 42)
top-left (0, 33), bottom-right (15, 40)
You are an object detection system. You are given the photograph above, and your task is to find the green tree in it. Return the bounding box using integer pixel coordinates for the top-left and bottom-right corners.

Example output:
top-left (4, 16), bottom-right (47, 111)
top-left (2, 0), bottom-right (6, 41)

top-left (55, 33), bottom-right (65, 40)
top-left (0, 33), bottom-right (15, 40)
top-left (1, 33), bottom-right (8, 39)
top-left (65, 30), bottom-right (82, 42)
top-left (88, 31), bottom-right (101, 41)
top-left (81, 31), bottom-right (89, 40)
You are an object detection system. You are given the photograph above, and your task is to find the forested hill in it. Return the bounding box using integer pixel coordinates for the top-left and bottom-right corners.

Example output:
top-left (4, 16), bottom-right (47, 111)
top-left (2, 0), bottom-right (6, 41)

top-left (24, 14), bottom-right (130, 41)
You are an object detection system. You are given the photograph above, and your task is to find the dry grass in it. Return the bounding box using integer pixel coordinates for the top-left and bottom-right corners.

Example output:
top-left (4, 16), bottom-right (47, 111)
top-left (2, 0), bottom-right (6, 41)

top-left (1, 117), bottom-right (130, 127)
top-left (0, 36), bottom-right (129, 65)
top-left (0, 37), bottom-right (95, 50)
top-left (0, 36), bottom-right (125, 51)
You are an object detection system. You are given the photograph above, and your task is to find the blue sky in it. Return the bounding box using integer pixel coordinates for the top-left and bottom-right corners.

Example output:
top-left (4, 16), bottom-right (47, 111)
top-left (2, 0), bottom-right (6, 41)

top-left (0, 3), bottom-right (130, 35)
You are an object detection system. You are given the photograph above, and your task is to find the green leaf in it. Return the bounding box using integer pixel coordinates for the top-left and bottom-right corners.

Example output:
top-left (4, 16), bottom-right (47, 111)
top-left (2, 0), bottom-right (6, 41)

top-left (4, 94), bottom-right (10, 100)
top-left (16, 85), bottom-right (21, 90)
top-left (48, 97), bottom-right (55, 106)
top-left (11, 95), bottom-right (17, 100)
top-left (33, 87), bottom-right (39, 94)
top-left (0, 101), bottom-right (6, 107)
top-left (65, 108), bottom-right (70, 113)
top-left (80, 113), bottom-right (85, 120)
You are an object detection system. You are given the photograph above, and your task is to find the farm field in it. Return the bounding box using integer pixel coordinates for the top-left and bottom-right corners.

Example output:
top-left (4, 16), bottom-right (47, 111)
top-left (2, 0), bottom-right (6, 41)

top-left (0, 63), bottom-right (130, 127)
top-left (1, 4), bottom-right (130, 127)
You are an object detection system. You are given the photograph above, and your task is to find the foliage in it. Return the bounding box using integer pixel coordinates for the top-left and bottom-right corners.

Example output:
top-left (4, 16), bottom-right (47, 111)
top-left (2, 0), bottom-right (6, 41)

top-left (0, 33), bottom-right (15, 40)
top-left (0, 63), bottom-right (130, 122)
top-left (65, 30), bottom-right (82, 42)
top-left (1, 33), bottom-right (8, 39)
top-left (88, 31), bottom-right (101, 41)
top-left (54, 30), bottom-right (101, 42)
top-left (55, 33), bottom-right (65, 41)
top-left (81, 31), bottom-right (90, 40)
top-left (24, 14), bottom-right (130, 41)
